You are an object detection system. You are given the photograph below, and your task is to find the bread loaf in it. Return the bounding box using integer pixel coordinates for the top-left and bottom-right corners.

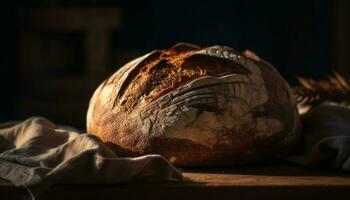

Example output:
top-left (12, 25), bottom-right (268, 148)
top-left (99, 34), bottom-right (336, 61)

top-left (87, 43), bottom-right (300, 166)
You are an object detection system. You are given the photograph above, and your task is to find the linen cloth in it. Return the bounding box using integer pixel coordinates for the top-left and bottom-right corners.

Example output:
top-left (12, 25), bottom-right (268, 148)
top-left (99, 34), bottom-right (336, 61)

top-left (0, 117), bottom-right (182, 199)
top-left (286, 103), bottom-right (350, 171)
top-left (2, 103), bottom-right (350, 198)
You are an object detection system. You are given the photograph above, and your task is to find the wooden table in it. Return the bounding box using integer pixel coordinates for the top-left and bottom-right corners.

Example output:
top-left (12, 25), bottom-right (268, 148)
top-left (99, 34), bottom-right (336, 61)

top-left (1, 164), bottom-right (350, 200)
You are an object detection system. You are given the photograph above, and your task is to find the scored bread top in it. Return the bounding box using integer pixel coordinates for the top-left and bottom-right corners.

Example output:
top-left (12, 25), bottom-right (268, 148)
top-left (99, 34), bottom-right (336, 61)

top-left (115, 43), bottom-right (251, 110)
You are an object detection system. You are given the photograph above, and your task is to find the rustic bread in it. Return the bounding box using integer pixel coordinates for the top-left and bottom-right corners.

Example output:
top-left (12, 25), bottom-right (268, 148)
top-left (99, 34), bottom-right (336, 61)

top-left (87, 43), bottom-right (301, 166)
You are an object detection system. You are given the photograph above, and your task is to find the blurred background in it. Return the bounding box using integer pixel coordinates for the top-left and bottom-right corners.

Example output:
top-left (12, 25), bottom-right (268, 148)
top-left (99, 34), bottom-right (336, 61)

top-left (0, 0), bottom-right (349, 129)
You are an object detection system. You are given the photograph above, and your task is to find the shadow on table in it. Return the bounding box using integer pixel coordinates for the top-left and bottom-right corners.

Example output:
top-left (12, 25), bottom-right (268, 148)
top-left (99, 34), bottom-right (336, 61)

top-left (178, 160), bottom-right (350, 178)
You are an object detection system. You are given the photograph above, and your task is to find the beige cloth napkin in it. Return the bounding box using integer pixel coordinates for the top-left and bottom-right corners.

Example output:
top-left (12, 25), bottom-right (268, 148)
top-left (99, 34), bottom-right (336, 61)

top-left (0, 117), bottom-right (182, 199)
top-left (286, 103), bottom-right (350, 171)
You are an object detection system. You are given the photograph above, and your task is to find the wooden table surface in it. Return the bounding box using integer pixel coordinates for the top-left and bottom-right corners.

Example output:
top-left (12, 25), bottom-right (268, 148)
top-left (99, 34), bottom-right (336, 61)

top-left (1, 164), bottom-right (350, 200)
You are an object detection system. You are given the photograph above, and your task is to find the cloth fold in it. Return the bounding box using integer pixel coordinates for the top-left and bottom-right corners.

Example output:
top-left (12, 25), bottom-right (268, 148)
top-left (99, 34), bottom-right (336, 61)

top-left (286, 103), bottom-right (350, 171)
top-left (0, 117), bottom-right (182, 199)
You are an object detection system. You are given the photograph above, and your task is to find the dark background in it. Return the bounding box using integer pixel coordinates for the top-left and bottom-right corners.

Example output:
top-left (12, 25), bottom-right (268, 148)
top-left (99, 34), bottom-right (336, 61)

top-left (0, 0), bottom-right (349, 129)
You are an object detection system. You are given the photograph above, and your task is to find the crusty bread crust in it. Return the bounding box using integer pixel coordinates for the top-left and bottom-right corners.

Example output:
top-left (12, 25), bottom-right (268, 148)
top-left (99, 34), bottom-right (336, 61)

top-left (87, 43), bottom-right (300, 166)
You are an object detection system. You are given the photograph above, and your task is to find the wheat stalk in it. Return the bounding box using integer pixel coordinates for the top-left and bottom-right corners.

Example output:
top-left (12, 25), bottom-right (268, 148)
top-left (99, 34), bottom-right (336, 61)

top-left (293, 72), bottom-right (350, 107)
